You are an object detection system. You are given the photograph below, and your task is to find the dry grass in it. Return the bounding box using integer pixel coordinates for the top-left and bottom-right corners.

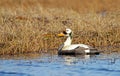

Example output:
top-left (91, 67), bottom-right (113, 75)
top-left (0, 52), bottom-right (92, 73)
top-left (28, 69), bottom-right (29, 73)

top-left (0, 0), bottom-right (120, 55)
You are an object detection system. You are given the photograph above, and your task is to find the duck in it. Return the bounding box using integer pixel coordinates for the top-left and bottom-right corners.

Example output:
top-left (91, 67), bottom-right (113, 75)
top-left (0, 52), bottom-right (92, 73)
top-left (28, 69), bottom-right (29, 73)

top-left (57, 28), bottom-right (100, 55)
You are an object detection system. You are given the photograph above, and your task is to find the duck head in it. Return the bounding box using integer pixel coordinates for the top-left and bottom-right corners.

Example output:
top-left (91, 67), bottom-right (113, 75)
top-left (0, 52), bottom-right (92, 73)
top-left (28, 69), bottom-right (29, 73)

top-left (58, 28), bottom-right (72, 37)
top-left (58, 28), bottom-right (73, 47)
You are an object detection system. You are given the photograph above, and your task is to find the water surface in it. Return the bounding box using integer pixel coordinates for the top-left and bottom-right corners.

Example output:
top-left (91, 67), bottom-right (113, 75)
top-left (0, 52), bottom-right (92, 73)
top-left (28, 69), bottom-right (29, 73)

top-left (0, 53), bottom-right (120, 76)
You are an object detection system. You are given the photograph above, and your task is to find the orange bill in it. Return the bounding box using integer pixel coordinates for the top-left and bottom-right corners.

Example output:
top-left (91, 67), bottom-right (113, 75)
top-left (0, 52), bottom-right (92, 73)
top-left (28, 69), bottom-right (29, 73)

top-left (57, 33), bottom-right (65, 37)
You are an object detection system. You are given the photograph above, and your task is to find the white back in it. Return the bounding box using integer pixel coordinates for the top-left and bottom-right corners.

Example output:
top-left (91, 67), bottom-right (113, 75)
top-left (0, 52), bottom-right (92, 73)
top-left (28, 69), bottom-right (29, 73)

top-left (62, 44), bottom-right (89, 50)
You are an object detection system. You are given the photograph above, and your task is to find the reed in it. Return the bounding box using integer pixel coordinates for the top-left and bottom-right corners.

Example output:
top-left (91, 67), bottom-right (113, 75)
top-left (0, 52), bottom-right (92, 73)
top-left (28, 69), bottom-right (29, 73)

top-left (0, 0), bottom-right (120, 55)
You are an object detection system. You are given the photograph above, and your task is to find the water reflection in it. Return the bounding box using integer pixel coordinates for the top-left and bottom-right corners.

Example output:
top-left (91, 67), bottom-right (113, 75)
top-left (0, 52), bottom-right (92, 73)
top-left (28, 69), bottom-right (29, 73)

top-left (59, 53), bottom-right (120, 66)
top-left (60, 55), bottom-right (97, 65)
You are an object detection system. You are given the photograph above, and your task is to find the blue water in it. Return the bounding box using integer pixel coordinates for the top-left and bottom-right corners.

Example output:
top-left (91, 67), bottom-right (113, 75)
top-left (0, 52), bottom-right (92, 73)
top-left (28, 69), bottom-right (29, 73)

top-left (0, 53), bottom-right (120, 76)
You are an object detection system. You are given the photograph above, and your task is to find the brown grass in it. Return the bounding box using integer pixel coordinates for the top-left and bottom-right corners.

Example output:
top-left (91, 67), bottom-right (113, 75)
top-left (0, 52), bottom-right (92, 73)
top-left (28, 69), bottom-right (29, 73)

top-left (0, 0), bottom-right (120, 55)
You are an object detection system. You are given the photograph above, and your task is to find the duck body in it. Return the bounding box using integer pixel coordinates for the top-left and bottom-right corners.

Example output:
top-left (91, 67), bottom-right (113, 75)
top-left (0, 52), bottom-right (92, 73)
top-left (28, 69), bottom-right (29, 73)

top-left (58, 44), bottom-right (99, 55)
top-left (58, 28), bottom-right (100, 55)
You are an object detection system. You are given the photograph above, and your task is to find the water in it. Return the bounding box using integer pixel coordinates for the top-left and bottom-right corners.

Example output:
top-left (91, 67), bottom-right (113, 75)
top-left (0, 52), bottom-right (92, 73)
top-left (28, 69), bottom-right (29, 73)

top-left (0, 53), bottom-right (120, 76)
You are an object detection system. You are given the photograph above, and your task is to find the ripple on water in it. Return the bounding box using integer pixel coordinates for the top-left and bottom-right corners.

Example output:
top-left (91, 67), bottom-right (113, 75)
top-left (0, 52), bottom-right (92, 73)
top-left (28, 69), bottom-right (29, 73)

top-left (0, 71), bottom-right (31, 76)
top-left (0, 53), bottom-right (120, 76)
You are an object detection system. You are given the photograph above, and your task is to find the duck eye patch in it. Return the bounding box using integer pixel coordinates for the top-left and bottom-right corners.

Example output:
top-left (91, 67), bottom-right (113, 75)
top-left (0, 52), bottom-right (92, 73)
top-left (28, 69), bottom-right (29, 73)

top-left (63, 31), bottom-right (67, 34)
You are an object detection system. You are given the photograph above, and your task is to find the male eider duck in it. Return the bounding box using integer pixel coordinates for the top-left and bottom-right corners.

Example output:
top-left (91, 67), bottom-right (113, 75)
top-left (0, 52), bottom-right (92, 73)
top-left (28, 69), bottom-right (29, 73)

top-left (58, 28), bottom-right (100, 55)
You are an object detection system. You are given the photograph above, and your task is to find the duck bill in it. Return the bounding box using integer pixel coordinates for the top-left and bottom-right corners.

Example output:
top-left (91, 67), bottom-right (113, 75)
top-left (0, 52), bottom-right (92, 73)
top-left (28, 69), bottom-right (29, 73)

top-left (58, 33), bottom-right (65, 37)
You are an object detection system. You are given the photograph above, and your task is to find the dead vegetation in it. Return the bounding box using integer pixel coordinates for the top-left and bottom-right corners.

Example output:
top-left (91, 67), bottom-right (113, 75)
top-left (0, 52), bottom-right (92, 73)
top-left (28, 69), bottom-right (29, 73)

top-left (0, 0), bottom-right (120, 55)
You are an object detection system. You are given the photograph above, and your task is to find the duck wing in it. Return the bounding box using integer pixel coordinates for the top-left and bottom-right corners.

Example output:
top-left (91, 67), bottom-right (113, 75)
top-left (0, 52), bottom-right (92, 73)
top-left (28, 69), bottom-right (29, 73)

top-left (74, 45), bottom-right (99, 55)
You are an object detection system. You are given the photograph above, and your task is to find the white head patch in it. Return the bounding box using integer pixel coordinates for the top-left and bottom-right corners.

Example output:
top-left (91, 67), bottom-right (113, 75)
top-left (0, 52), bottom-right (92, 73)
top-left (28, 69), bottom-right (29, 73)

top-left (66, 28), bottom-right (72, 34)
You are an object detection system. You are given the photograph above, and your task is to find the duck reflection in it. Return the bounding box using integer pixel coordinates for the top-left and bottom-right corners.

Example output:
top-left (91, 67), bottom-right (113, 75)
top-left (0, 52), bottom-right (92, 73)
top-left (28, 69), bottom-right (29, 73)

top-left (60, 55), bottom-right (96, 65)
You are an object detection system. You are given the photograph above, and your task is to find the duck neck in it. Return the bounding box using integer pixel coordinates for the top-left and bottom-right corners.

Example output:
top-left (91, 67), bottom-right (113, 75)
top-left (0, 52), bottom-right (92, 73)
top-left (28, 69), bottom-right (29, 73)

top-left (64, 36), bottom-right (72, 47)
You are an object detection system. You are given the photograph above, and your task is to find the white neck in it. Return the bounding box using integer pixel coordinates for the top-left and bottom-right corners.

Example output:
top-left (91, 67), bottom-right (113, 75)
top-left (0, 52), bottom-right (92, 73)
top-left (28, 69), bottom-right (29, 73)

top-left (64, 36), bottom-right (72, 46)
